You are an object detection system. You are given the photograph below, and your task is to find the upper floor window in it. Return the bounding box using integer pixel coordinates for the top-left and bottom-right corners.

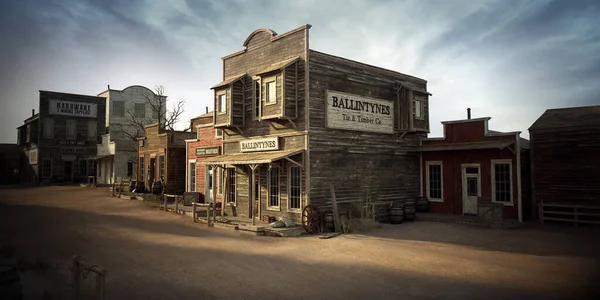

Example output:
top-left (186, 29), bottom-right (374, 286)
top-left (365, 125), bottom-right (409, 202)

top-left (414, 100), bottom-right (424, 120)
top-left (66, 119), bottom-right (76, 140)
top-left (87, 121), bottom-right (97, 141)
top-left (43, 118), bottom-right (54, 139)
top-left (217, 93), bottom-right (227, 114)
top-left (215, 128), bottom-right (223, 139)
top-left (26, 124), bottom-right (31, 142)
top-left (253, 80), bottom-right (261, 120)
top-left (265, 80), bottom-right (276, 104)
top-left (113, 101), bottom-right (125, 117)
top-left (134, 103), bottom-right (146, 118)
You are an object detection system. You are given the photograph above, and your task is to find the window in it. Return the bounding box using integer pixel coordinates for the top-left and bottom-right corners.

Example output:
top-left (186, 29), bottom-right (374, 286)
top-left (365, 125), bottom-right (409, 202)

top-left (269, 167), bottom-right (280, 208)
top-left (492, 160), bottom-right (512, 203)
top-left (414, 100), bottom-right (424, 120)
top-left (215, 128), bottom-right (223, 139)
top-left (217, 93), bottom-right (227, 114)
top-left (426, 161), bottom-right (443, 201)
top-left (189, 162), bottom-right (196, 192)
top-left (87, 121), bottom-right (97, 141)
top-left (112, 101), bottom-right (125, 117)
top-left (127, 162), bottom-right (134, 178)
top-left (152, 106), bottom-right (160, 119)
top-left (26, 125), bottom-right (31, 143)
top-left (266, 80), bottom-right (276, 104)
top-left (79, 159), bottom-right (87, 177)
top-left (134, 103), bottom-right (146, 118)
top-left (139, 157), bottom-right (144, 182)
top-left (227, 168), bottom-right (236, 203)
top-left (66, 119), bottom-right (76, 140)
top-left (218, 168), bottom-right (223, 195)
top-left (253, 80), bottom-right (261, 119)
top-left (289, 166), bottom-right (301, 210)
top-left (158, 156), bottom-right (165, 180)
top-left (43, 118), bottom-right (54, 139)
top-left (42, 158), bottom-right (52, 178)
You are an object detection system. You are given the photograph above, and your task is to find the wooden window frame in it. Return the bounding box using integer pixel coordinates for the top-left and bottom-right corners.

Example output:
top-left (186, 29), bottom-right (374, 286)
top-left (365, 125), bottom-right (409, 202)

top-left (414, 99), bottom-right (424, 120)
top-left (491, 159), bottom-right (513, 206)
top-left (217, 91), bottom-right (227, 115)
top-left (43, 118), bottom-right (54, 139)
top-left (66, 119), bottom-right (76, 140)
top-left (264, 76), bottom-right (277, 106)
top-left (267, 166), bottom-right (280, 211)
top-left (227, 168), bottom-right (237, 205)
top-left (288, 165), bottom-right (302, 212)
top-left (87, 121), bottom-right (97, 141)
top-left (42, 158), bottom-right (52, 178)
top-left (252, 78), bottom-right (261, 120)
top-left (215, 128), bottom-right (223, 140)
top-left (426, 161), bottom-right (443, 202)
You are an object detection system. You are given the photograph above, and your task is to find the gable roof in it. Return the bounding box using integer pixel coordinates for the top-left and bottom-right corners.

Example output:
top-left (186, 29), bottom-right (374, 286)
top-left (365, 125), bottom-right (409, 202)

top-left (529, 105), bottom-right (600, 131)
top-left (210, 73), bottom-right (246, 90)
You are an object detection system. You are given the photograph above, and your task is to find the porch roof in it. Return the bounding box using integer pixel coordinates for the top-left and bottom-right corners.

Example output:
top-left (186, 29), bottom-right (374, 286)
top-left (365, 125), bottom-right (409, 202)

top-left (91, 154), bottom-right (114, 160)
top-left (414, 140), bottom-right (514, 152)
top-left (255, 56), bottom-right (300, 76)
top-left (196, 149), bottom-right (304, 165)
top-left (210, 73), bottom-right (246, 90)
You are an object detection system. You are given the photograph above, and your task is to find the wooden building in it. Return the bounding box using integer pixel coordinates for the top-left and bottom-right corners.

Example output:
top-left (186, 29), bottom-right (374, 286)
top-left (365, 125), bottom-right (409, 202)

top-left (17, 91), bottom-right (106, 183)
top-left (137, 123), bottom-right (195, 194)
top-left (198, 24), bottom-right (430, 222)
top-left (0, 143), bottom-right (25, 185)
top-left (529, 105), bottom-right (600, 216)
top-left (185, 109), bottom-right (224, 203)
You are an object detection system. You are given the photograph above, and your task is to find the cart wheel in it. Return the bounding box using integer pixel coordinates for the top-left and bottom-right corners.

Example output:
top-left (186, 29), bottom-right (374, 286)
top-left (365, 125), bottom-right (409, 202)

top-left (302, 204), bottom-right (323, 234)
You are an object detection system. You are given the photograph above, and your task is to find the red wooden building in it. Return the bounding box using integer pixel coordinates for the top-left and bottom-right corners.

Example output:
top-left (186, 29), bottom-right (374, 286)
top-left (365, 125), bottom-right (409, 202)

top-left (418, 109), bottom-right (531, 222)
top-left (185, 111), bottom-right (224, 203)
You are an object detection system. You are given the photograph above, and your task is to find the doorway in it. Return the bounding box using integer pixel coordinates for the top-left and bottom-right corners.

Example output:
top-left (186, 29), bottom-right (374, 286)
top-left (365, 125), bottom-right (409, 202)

top-left (462, 164), bottom-right (480, 215)
top-left (148, 158), bottom-right (156, 187)
top-left (205, 166), bottom-right (214, 203)
top-left (64, 161), bottom-right (73, 182)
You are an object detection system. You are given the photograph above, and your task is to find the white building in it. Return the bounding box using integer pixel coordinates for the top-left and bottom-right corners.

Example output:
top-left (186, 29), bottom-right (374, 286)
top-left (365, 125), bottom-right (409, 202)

top-left (95, 85), bottom-right (165, 184)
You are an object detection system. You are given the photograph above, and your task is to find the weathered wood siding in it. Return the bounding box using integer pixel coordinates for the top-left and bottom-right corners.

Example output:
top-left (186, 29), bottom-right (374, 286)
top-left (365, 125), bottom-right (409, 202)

top-left (284, 61), bottom-right (298, 119)
top-left (166, 147), bottom-right (187, 194)
top-left (530, 127), bottom-right (600, 206)
top-left (307, 50), bottom-right (427, 207)
top-left (232, 80), bottom-right (245, 126)
top-left (261, 73), bottom-right (283, 118)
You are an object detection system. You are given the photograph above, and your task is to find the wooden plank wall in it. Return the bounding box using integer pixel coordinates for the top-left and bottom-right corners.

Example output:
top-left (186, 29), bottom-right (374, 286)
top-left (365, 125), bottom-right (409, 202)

top-left (284, 62), bottom-right (298, 119)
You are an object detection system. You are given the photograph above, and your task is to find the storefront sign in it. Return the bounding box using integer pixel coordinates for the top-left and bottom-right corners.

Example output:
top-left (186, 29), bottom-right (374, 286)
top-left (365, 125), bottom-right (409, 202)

top-left (28, 149), bottom-right (38, 165)
top-left (196, 146), bottom-right (220, 156)
top-left (61, 147), bottom-right (86, 153)
top-left (325, 90), bottom-right (394, 134)
top-left (49, 99), bottom-right (97, 118)
top-left (61, 155), bottom-right (76, 161)
top-left (240, 137), bottom-right (279, 153)
top-left (56, 140), bottom-right (88, 146)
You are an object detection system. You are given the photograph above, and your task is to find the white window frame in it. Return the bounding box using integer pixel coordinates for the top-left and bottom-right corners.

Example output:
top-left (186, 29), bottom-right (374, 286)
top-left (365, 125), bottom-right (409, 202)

top-left (425, 161), bottom-right (443, 202)
top-left (66, 119), bottom-right (76, 140)
top-left (217, 91), bottom-right (227, 114)
top-left (414, 99), bottom-right (424, 120)
top-left (187, 160), bottom-right (196, 192)
top-left (491, 159), bottom-right (513, 206)
top-left (215, 128), bottom-right (223, 139)
top-left (43, 118), bottom-right (54, 139)
top-left (252, 78), bottom-right (261, 120)
top-left (267, 166), bottom-right (280, 211)
top-left (112, 101), bottom-right (125, 117)
top-left (42, 158), bottom-right (52, 178)
top-left (288, 165), bottom-right (302, 212)
top-left (264, 77), bottom-right (277, 105)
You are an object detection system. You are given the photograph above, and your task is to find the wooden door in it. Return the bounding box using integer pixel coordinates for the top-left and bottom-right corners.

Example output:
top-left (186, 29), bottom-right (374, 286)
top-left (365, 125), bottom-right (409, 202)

top-left (462, 165), bottom-right (480, 215)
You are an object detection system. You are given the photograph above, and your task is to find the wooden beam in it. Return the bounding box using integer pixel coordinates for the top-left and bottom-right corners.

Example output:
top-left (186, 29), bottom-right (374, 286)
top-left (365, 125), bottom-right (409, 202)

top-left (329, 184), bottom-right (342, 233)
top-left (284, 156), bottom-right (303, 169)
top-left (249, 164), bottom-right (258, 226)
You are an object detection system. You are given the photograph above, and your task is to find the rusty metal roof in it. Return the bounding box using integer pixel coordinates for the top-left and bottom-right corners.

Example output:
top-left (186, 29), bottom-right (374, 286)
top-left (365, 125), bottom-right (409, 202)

top-left (529, 105), bottom-right (600, 131)
top-left (415, 140), bottom-right (514, 152)
top-left (196, 149), bottom-right (304, 165)
top-left (210, 73), bottom-right (246, 90)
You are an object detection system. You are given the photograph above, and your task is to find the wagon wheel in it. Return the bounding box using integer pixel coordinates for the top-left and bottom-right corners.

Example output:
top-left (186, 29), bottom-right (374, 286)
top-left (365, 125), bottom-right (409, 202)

top-left (301, 204), bottom-right (323, 234)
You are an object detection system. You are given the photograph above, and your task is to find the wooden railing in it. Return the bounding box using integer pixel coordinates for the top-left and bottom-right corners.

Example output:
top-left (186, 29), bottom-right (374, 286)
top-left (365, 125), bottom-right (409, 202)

top-left (539, 201), bottom-right (600, 226)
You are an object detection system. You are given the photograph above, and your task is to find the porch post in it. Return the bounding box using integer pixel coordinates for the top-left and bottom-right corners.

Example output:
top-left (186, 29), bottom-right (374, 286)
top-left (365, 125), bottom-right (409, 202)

top-left (249, 164), bottom-right (258, 226)
top-left (212, 164), bottom-right (218, 224)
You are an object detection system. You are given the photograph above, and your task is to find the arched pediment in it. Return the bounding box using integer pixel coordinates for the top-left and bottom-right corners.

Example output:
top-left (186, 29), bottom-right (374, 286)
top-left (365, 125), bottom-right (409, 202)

top-left (243, 28), bottom-right (278, 48)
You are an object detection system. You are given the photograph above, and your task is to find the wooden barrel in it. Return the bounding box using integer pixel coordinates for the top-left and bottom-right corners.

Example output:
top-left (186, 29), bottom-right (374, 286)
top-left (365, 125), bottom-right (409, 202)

top-left (375, 205), bottom-right (390, 223)
top-left (151, 181), bottom-right (163, 195)
top-left (390, 207), bottom-right (404, 224)
top-left (324, 212), bottom-right (335, 232)
top-left (132, 181), bottom-right (145, 193)
top-left (416, 196), bottom-right (429, 212)
top-left (0, 265), bottom-right (22, 300)
top-left (403, 206), bottom-right (416, 221)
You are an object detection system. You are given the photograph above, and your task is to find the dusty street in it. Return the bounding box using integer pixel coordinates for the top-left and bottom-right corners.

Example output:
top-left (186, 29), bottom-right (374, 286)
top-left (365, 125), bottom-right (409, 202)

top-left (0, 186), bottom-right (599, 300)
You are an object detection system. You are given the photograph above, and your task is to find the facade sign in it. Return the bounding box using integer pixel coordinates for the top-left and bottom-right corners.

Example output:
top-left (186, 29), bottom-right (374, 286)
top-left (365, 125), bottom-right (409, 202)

top-left (61, 147), bottom-right (86, 154)
top-left (28, 149), bottom-right (38, 165)
top-left (196, 146), bottom-right (220, 157)
top-left (56, 140), bottom-right (88, 146)
top-left (240, 137), bottom-right (279, 153)
top-left (325, 90), bottom-right (394, 134)
top-left (49, 99), bottom-right (98, 118)
top-left (61, 155), bottom-right (76, 161)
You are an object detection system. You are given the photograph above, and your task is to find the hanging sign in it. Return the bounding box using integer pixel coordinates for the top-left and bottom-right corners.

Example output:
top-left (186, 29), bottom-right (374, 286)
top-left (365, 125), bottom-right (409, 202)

top-left (325, 90), bottom-right (394, 134)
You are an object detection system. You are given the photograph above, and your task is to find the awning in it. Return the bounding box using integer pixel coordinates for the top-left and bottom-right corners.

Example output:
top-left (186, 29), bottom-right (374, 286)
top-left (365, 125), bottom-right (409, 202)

top-left (196, 149), bottom-right (304, 165)
top-left (413, 141), bottom-right (514, 152)
top-left (91, 154), bottom-right (115, 160)
top-left (255, 57), bottom-right (300, 76)
top-left (211, 73), bottom-right (246, 90)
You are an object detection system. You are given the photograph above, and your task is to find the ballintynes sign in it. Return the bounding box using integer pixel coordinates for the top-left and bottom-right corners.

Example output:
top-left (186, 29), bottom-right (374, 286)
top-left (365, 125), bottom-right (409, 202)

top-left (325, 90), bottom-right (394, 134)
top-left (240, 137), bottom-right (279, 153)
top-left (49, 99), bottom-right (98, 118)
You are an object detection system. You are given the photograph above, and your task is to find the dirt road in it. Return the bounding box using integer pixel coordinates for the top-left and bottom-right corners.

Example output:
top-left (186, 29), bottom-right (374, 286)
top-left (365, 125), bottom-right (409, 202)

top-left (1, 186), bottom-right (599, 300)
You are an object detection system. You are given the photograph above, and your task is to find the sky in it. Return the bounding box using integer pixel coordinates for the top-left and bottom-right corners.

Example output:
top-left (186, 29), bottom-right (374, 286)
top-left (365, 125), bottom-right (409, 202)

top-left (1, 0), bottom-right (599, 143)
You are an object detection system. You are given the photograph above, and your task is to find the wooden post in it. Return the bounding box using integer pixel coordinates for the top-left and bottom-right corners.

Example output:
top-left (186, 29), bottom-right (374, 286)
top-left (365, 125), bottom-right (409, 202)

top-left (212, 165), bottom-right (218, 223)
top-left (175, 195), bottom-right (179, 215)
top-left (163, 194), bottom-right (168, 212)
top-left (329, 184), bottom-right (342, 233)
top-left (72, 255), bottom-right (81, 300)
top-left (192, 202), bottom-right (197, 223)
top-left (249, 164), bottom-right (258, 226)
top-left (222, 168), bottom-right (229, 217)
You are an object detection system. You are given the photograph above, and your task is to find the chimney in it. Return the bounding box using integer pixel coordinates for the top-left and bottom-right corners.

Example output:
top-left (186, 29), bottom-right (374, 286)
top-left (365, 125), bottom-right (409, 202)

top-left (206, 106), bottom-right (208, 114)
top-left (32, 109), bottom-right (35, 117)
top-left (107, 84), bottom-right (110, 90)
top-left (467, 108), bottom-right (471, 119)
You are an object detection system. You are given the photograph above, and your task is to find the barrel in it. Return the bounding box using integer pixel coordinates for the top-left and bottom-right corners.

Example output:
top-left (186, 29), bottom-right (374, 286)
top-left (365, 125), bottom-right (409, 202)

top-left (390, 207), bottom-right (404, 224)
top-left (416, 196), bottom-right (429, 212)
top-left (324, 212), bottom-right (335, 232)
top-left (151, 181), bottom-right (163, 195)
top-left (403, 206), bottom-right (416, 221)
top-left (0, 265), bottom-right (23, 300)
top-left (132, 181), bottom-right (145, 193)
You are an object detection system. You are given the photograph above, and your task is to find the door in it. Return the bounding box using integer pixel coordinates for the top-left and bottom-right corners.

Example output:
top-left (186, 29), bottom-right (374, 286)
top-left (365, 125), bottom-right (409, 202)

top-left (148, 158), bottom-right (156, 187)
top-left (64, 161), bottom-right (73, 182)
top-left (205, 166), bottom-right (213, 203)
top-left (462, 165), bottom-right (480, 215)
